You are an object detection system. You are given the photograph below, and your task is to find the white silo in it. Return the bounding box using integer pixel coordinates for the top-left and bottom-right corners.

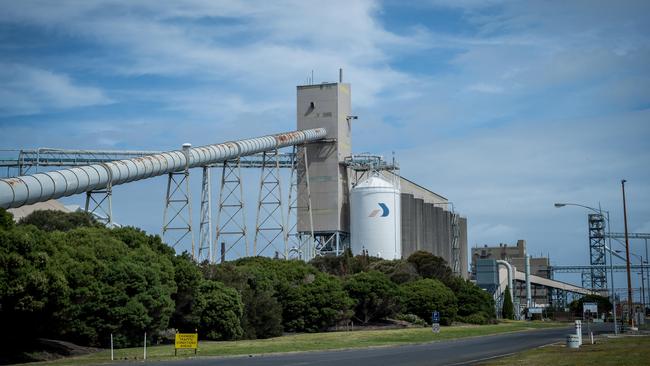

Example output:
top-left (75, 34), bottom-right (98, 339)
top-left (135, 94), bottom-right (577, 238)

top-left (350, 174), bottom-right (401, 260)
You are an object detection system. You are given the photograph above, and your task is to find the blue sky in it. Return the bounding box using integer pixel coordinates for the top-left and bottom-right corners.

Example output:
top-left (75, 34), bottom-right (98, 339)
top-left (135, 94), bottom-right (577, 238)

top-left (1, 1), bottom-right (649, 293)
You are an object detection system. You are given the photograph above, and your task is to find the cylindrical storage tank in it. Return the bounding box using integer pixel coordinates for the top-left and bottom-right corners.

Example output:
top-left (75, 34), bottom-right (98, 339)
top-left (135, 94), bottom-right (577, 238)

top-left (350, 175), bottom-right (401, 260)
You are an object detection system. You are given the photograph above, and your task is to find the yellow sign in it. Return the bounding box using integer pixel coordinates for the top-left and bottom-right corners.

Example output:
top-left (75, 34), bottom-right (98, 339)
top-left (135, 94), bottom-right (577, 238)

top-left (175, 333), bottom-right (198, 349)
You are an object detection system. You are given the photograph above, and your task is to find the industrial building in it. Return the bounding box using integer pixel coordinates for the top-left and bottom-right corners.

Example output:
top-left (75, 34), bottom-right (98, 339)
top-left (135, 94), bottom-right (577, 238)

top-left (472, 240), bottom-right (551, 306)
top-left (296, 77), bottom-right (468, 278)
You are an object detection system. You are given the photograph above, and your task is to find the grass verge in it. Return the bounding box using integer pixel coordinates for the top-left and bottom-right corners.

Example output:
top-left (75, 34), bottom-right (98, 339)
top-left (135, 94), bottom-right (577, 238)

top-left (28, 321), bottom-right (568, 366)
top-left (478, 334), bottom-right (650, 366)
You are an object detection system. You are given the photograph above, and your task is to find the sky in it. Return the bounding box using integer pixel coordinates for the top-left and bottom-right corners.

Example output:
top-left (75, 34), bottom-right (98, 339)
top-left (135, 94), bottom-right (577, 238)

top-left (1, 0), bottom-right (649, 294)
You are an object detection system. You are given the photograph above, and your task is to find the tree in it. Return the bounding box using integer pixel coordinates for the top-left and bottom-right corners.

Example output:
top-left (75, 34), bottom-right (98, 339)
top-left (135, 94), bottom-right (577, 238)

top-left (170, 253), bottom-right (203, 332)
top-left (196, 280), bottom-right (244, 340)
top-left (205, 262), bottom-right (283, 339)
top-left (281, 272), bottom-right (354, 332)
top-left (368, 259), bottom-right (421, 284)
top-left (0, 208), bottom-right (14, 230)
top-left (18, 210), bottom-right (99, 232)
top-left (400, 279), bottom-right (458, 325)
top-left (407, 251), bottom-right (454, 285)
top-left (447, 277), bottom-right (495, 324)
top-left (502, 286), bottom-right (515, 320)
top-left (344, 271), bottom-right (402, 324)
top-left (0, 225), bottom-right (70, 344)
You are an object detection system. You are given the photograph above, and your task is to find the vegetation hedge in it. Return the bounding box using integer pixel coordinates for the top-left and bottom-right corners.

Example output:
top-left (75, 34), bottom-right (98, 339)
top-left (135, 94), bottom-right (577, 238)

top-left (0, 209), bottom-right (497, 351)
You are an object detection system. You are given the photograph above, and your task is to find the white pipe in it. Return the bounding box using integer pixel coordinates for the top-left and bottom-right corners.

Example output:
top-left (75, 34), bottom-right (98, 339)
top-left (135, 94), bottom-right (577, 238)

top-left (496, 260), bottom-right (514, 302)
top-left (0, 128), bottom-right (326, 209)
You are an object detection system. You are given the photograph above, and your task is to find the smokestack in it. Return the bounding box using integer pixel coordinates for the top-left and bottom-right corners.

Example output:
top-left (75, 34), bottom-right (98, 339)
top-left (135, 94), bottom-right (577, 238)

top-left (339, 68), bottom-right (343, 83)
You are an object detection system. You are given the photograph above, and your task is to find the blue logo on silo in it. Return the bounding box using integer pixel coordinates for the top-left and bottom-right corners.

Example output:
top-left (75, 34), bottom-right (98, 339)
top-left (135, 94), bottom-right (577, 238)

top-left (369, 203), bottom-right (390, 217)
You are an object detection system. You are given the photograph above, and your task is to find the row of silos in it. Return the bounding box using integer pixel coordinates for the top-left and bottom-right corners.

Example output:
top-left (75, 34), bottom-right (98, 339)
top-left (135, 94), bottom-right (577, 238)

top-left (400, 193), bottom-right (468, 277)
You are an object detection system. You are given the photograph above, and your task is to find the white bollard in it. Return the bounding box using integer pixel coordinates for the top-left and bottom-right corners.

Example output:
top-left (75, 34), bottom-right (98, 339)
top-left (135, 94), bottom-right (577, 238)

top-left (575, 320), bottom-right (582, 346)
top-left (566, 334), bottom-right (580, 349)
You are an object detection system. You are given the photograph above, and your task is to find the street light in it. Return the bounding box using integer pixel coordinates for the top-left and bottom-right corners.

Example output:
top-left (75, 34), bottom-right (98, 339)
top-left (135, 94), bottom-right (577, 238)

top-left (554, 202), bottom-right (618, 334)
top-left (621, 179), bottom-right (634, 328)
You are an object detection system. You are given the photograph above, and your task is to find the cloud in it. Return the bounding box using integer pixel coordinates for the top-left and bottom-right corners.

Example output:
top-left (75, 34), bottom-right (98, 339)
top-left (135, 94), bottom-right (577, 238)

top-left (0, 64), bottom-right (112, 116)
top-left (0, 0), bottom-right (648, 270)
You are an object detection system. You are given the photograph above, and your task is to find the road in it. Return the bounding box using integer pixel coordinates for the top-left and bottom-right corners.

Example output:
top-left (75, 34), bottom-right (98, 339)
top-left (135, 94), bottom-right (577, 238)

top-left (124, 324), bottom-right (611, 366)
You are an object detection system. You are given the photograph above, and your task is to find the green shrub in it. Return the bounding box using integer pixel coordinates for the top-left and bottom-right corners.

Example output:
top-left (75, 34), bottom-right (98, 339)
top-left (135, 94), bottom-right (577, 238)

top-left (196, 280), bottom-right (244, 340)
top-left (344, 271), bottom-right (402, 324)
top-left (456, 313), bottom-right (489, 325)
top-left (400, 278), bottom-right (458, 325)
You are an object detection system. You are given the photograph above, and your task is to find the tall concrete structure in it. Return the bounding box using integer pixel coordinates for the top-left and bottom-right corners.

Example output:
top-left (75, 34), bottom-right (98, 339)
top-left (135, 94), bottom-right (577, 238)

top-left (297, 82), bottom-right (352, 253)
top-left (398, 175), bottom-right (469, 279)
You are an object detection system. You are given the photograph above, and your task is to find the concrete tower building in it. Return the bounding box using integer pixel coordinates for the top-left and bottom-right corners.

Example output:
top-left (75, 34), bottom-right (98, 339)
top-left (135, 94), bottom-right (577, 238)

top-left (297, 81), bottom-right (352, 253)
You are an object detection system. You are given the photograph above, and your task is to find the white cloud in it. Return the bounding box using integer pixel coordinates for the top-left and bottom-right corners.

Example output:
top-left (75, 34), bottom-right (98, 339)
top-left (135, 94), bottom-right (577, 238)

top-left (0, 64), bottom-right (112, 115)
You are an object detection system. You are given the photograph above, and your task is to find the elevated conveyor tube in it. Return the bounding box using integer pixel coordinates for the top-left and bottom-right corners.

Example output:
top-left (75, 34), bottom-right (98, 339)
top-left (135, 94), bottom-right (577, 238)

top-left (0, 128), bottom-right (326, 209)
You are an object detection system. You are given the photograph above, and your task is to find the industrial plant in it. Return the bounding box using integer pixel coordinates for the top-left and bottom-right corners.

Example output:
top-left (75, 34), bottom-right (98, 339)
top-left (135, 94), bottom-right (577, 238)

top-left (0, 74), bottom-right (469, 279)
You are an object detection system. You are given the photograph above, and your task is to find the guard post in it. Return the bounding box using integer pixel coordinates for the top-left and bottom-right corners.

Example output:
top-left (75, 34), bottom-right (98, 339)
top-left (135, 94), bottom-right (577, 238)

top-left (174, 331), bottom-right (198, 356)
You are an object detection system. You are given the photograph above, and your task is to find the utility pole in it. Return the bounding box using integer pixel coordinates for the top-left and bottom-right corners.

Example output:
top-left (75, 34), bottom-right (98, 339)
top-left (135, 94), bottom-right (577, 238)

top-left (621, 179), bottom-right (634, 328)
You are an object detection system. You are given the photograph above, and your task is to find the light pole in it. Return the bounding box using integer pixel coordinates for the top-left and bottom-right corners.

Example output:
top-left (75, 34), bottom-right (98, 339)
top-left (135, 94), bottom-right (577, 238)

top-left (621, 180), bottom-right (634, 328)
top-left (555, 202), bottom-right (617, 333)
top-left (624, 252), bottom-right (646, 312)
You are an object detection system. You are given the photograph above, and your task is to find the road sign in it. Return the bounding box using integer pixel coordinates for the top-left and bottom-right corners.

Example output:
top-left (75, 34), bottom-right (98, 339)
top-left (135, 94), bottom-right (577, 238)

top-left (432, 311), bottom-right (440, 324)
top-left (175, 333), bottom-right (198, 355)
top-left (432, 323), bottom-right (441, 333)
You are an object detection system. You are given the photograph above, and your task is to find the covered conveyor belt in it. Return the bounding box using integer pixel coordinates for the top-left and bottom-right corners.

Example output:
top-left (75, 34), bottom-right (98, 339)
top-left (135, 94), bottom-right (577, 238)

top-left (0, 128), bottom-right (326, 209)
top-left (514, 271), bottom-right (593, 295)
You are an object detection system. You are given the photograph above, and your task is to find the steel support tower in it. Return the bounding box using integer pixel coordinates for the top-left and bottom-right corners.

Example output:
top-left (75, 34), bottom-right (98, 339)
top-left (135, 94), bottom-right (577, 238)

top-left (215, 159), bottom-right (248, 262)
top-left (162, 144), bottom-right (195, 257)
top-left (254, 149), bottom-right (287, 258)
top-left (588, 213), bottom-right (607, 290)
top-left (197, 166), bottom-right (213, 263)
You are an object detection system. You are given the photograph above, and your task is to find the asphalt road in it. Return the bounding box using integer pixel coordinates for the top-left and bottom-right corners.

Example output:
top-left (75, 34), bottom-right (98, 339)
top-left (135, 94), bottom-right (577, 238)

top-left (126, 324), bottom-right (611, 366)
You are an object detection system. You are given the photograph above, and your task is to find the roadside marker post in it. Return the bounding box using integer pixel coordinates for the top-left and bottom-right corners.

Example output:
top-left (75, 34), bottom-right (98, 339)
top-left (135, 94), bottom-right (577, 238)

top-left (432, 311), bottom-right (440, 333)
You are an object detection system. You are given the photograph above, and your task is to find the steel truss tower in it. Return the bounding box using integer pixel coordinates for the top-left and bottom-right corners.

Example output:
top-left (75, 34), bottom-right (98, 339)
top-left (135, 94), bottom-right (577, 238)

top-left (254, 149), bottom-right (287, 258)
top-left (85, 177), bottom-right (113, 226)
top-left (215, 159), bottom-right (248, 262)
top-left (197, 166), bottom-right (212, 263)
top-left (162, 144), bottom-right (195, 258)
top-left (588, 213), bottom-right (607, 290)
top-left (286, 145), bottom-right (315, 260)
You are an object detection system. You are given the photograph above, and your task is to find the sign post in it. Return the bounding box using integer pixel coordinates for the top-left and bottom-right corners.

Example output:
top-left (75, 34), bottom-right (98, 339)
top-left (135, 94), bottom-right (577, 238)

top-left (174, 332), bottom-right (198, 356)
top-left (432, 311), bottom-right (440, 333)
